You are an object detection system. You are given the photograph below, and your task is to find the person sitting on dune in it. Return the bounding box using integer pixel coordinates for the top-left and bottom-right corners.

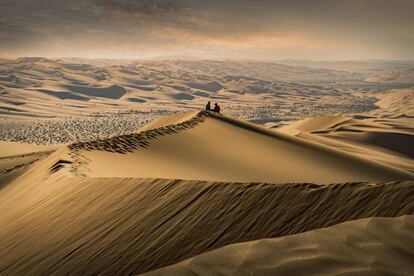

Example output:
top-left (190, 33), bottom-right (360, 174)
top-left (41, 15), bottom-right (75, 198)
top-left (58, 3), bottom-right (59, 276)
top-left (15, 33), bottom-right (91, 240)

top-left (205, 101), bottom-right (211, 111)
top-left (213, 103), bottom-right (221, 113)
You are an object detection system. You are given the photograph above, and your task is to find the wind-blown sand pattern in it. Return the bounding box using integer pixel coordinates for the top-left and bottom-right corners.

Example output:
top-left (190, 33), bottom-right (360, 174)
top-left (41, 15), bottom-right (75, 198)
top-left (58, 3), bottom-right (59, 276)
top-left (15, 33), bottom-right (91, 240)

top-left (0, 141), bottom-right (55, 186)
top-left (0, 151), bottom-right (52, 176)
top-left (146, 215), bottom-right (414, 276)
top-left (0, 59), bottom-right (413, 275)
top-left (68, 111), bottom-right (206, 153)
top-left (0, 173), bottom-right (413, 274)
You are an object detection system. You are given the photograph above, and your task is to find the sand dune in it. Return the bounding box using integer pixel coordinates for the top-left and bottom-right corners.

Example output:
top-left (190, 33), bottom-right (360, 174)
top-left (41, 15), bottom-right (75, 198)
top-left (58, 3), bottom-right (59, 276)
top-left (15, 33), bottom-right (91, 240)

top-left (277, 115), bottom-right (354, 133)
top-left (372, 88), bottom-right (414, 117)
top-left (296, 132), bottom-right (414, 174)
top-left (146, 215), bottom-right (414, 276)
top-left (334, 131), bottom-right (414, 158)
top-left (276, 112), bottom-right (414, 174)
top-left (376, 88), bottom-right (414, 109)
top-left (365, 69), bottom-right (414, 84)
top-left (61, 111), bottom-right (413, 183)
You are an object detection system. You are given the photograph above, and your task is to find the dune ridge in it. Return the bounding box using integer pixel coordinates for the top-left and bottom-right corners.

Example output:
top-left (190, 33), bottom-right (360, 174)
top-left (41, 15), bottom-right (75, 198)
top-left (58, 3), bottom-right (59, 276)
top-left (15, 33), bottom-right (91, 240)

top-left (60, 111), bottom-right (414, 183)
top-left (0, 142), bottom-right (55, 187)
top-left (68, 111), bottom-right (205, 153)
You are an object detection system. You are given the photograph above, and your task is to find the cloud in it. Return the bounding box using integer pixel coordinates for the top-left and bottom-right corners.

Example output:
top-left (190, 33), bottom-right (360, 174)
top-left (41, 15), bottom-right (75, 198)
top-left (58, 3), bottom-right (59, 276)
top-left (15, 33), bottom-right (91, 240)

top-left (96, 0), bottom-right (182, 15)
top-left (0, 0), bottom-right (413, 59)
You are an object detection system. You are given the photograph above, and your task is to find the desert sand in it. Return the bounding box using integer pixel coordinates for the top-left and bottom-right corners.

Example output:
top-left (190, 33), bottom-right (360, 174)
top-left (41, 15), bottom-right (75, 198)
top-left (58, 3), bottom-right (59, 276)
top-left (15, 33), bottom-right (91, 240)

top-left (0, 59), bottom-right (413, 275)
top-left (146, 215), bottom-right (414, 276)
top-left (62, 111), bottom-right (412, 183)
top-left (1, 158), bottom-right (413, 274)
top-left (0, 140), bottom-right (53, 157)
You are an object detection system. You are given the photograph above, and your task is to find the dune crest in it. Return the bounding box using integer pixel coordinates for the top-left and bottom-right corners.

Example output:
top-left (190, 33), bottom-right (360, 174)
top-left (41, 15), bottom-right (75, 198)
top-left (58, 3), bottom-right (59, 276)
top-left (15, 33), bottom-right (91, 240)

top-left (58, 111), bottom-right (413, 183)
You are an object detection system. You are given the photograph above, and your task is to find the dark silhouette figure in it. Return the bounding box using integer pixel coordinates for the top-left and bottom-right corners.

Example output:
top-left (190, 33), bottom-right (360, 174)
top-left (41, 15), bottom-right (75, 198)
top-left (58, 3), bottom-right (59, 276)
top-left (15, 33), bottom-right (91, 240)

top-left (213, 103), bottom-right (221, 113)
top-left (205, 101), bottom-right (211, 111)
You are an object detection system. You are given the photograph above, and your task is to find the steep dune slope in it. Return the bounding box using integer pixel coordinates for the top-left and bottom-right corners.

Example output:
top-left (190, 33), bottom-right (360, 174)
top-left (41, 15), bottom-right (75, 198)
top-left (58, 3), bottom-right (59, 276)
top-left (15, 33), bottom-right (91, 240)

top-left (64, 111), bottom-right (413, 183)
top-left (146, 215), bottom-right (414, 276)
top-left (371, 88), bottom-right (414, 117)
top-left (375, 88), bottom-right (414, 111)
top-left (297, 132), bottom-right (414, 174)
top-left (0, 141), bottom-right (55, 187)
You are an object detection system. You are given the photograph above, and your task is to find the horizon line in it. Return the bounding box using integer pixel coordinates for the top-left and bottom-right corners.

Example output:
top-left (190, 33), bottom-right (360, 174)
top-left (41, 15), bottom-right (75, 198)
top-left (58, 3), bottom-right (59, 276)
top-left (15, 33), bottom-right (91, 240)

top-left (2, 56), bottom-right (414, 63)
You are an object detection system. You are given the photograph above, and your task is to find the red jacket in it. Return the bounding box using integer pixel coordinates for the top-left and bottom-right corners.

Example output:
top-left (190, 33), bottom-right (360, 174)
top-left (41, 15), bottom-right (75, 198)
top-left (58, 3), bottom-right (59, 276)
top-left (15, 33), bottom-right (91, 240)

top-left (214, 105), bottom-right (220, 113)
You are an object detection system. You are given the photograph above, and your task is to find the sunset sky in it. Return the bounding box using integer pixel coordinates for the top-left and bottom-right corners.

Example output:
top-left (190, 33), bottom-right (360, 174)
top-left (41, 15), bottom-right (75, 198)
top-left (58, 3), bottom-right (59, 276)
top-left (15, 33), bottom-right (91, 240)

top-left (1, 0), bottom-right (413, 60)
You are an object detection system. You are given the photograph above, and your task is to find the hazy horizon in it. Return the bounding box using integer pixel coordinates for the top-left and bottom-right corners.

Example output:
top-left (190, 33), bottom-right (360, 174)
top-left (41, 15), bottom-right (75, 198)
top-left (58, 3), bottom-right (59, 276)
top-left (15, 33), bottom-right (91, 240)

top-left (3, 56), bottom-right (414, 63)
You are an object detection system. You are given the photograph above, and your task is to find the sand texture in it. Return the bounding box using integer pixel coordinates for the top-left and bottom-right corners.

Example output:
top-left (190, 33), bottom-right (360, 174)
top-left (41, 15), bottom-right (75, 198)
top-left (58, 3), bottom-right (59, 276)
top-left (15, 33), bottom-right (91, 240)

top-left (276, 111), bottom-right (414, 174)
top-left (1, 174), bottom-right (413, 274)
top-left (145, 215), bottom-right (414, 276)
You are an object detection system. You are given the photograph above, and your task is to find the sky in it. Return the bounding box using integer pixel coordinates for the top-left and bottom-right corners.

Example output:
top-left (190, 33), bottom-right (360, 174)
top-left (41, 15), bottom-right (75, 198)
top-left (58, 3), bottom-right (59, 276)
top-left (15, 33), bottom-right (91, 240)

top-left (1, 0), bottom-right (413, 60)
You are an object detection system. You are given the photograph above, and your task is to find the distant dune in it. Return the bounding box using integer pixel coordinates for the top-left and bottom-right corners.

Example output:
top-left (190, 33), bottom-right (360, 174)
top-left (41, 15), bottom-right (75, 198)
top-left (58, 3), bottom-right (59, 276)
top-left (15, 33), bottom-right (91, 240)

top-left (373, 88), bottom-right (414, 116)
top-left (1, 58), bottom-right (408, 121)
top-left (365, 68), bottom-right (414, 84)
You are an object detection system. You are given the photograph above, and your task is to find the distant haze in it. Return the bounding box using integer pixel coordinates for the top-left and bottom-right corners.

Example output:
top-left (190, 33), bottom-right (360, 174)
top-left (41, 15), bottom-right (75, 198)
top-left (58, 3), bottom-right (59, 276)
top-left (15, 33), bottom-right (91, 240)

top-left (1, 0), bottom-right (413, 60)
